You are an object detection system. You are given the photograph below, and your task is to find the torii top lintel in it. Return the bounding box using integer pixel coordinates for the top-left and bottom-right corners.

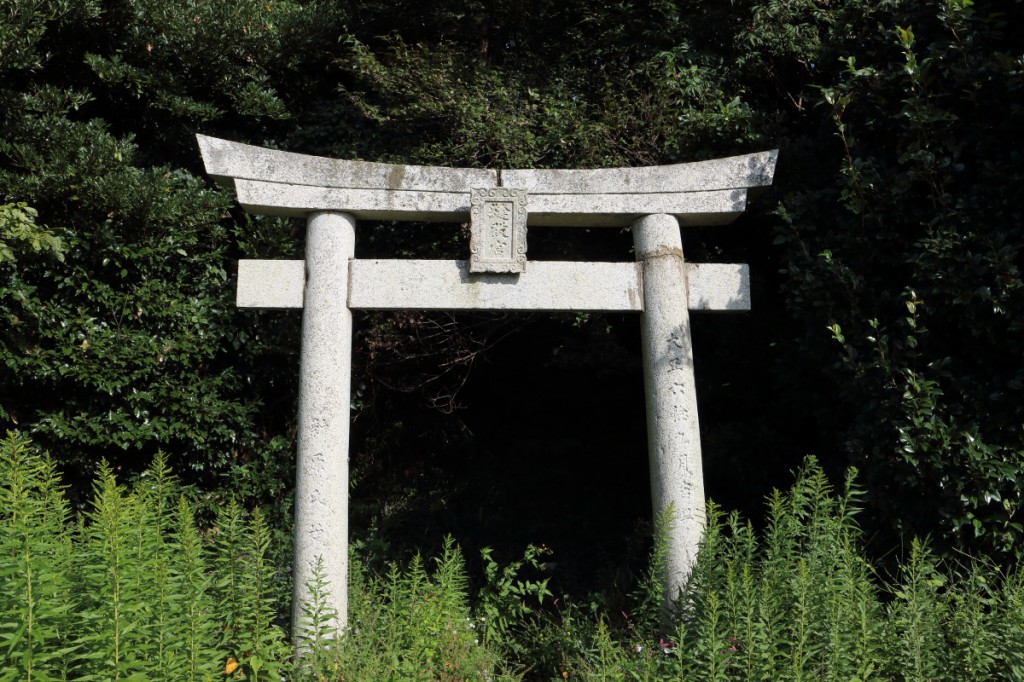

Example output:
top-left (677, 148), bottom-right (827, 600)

top-left (197, 135), bottom-right (778, 228)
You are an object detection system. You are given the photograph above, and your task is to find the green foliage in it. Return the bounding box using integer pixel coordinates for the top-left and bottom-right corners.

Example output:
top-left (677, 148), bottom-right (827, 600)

top-left (0, 431), bottom-right (74, 682)
top-left (208, 499), bottom-right (291, 680)
top-left (0, 0), bottom-right (304, 505)
top-left (0, 116), bottom-right (255, 462)
top-left (296, 536), bottom-right (518, 681)
top-left (632, 504), bottom-right (674, 631)
top-left (538, 458), bottom-right (1024, 681)
top-left (0, 433), bottom-right (288, 680)
top-left (5, 435), bottom-right (1024, 681)
top-left (775, 0), bottom-right (1024, 561)
top-left (81, 0), bottom-right (290, 132)
top-left (294, 556), bottom-right (339, 664)
top-left (0, 202), bottom-right (63, 264)
top-left (0, 0), bottom-right (101, 73)
top-left (342, 37), bottom-right (599, 168)
top-left (477, 544), bottom-right (554, 651)
top-left (333, 9), bottom-right (764, 170)
top-left (670, 460), bottom-right (882, 680)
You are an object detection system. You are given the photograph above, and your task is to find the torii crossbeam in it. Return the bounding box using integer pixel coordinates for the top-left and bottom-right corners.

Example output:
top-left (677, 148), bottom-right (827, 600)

top-left (198, 135), bottom-right (777, 647)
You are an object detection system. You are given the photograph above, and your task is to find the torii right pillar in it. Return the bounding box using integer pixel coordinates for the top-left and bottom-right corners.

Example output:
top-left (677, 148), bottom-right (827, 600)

top-left (634, 213), bottom-right (704, 604)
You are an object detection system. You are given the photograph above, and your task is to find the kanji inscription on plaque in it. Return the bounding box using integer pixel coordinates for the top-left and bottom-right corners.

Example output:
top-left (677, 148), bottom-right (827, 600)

top-left (469, 188), bottom-right (527, 273)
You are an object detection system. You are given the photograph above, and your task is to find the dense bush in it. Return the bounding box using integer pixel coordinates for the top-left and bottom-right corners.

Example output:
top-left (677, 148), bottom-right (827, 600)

top-left (0, 0), bottom-right (302, 509)
top-left (537, 461), bottom-right (1024, 680)
top-left (0, 432), bottom-right (290, 681)
top-left (773, 0), bottom-right (1024, 563)
top-left (0, 432), bottom-right (517, 681)
top-left (4, 433), bottom-right (1022, 680)
top-left (2, 0), bottom-right (1021, 572)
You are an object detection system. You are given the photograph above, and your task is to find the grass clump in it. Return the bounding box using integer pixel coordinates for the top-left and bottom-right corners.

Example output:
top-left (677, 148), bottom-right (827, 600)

top-left (0, 432), bottom-right (514, 681)
top-left (298, 537), bottom-right (519, 681)
top-left (534, 458), bottom-right (1024, 681)
top-left (3, 432), bottom-right (1023, 681)
top-left (0, 431), bottom-right (290, 681)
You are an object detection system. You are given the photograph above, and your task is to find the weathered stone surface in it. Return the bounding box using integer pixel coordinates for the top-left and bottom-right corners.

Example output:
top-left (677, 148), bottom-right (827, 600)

top-left (687, 263), bottom-right (750, 311)
top-left (200, 135), bottom-right (774, 227)
top-left (633, 214), bottom-right (705, 604)
top-left (525, 189), bottom-right (746, 227)
top-left (198, 134), bottom-right (496, 191)
top-left (292, 212), bottom-right (354, 644)
top-left (199, 135), bottom-right (775, 197)
top-left (503, 150), bottom-right (778, 194)
top-left (236, 258), bottom-right (749, 312)
top-left (234, 180), bottom-right (471, 221)
top-left (234, 178), bottom-right (747, 226)
top-left (469, 188), bottom-right (528, 273)
top-left (236, 259), bottom-right (305, 308)
top-left (349, 260), bottom-right (641, 311)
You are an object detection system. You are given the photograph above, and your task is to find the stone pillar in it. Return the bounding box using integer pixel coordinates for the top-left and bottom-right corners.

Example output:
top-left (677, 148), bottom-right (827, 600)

top-left (292, 211), bottom-right (355, 645)
top-left (633, 213), bottom-right (705, 603)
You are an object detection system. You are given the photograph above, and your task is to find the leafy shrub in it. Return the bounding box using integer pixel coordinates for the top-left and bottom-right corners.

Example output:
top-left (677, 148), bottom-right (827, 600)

top-left (297, 537), bottom-right (520, 681)
top-left (537, 458), bottom-right (1024, 681)
top-left (0, 432), bottom-right (289, 681)
top-left (4, 434), bottom-right (1023, 681)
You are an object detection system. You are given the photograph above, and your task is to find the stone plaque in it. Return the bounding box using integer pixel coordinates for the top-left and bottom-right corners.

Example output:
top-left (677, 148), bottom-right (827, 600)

top-left (469, 188), bottom-right (527, 273)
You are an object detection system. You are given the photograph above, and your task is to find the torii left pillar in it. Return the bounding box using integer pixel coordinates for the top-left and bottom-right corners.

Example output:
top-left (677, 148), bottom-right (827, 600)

top-left (292, 211), bottom-right (354, 642)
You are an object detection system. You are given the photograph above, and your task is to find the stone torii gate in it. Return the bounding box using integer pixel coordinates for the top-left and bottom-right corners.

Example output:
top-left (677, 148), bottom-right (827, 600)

top-left (197, 135), bottom-right (777, 643)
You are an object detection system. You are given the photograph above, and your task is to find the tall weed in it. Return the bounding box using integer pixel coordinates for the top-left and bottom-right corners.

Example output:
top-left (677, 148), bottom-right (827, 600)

top-left (3, 435), bottom-right (1023, 682)
top-left (0, 433), bottom-right (287, 680)
top-left (547, 457), bottom-right (1024, 681)
top-left (295, 536), bottom-right (519, 681)
top-left (0, 432), bottom-right (75, 682)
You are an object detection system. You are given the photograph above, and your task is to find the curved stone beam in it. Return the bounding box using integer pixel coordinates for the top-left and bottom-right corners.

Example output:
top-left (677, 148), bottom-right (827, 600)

top-left (197, 135), bottom-right (777, 227)
top-left (502, 152), bottom-right (777, 195)
top-left (198, 135), bottom-right (496, 192)
top-left (232, 180), bottom-right (748, 226)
